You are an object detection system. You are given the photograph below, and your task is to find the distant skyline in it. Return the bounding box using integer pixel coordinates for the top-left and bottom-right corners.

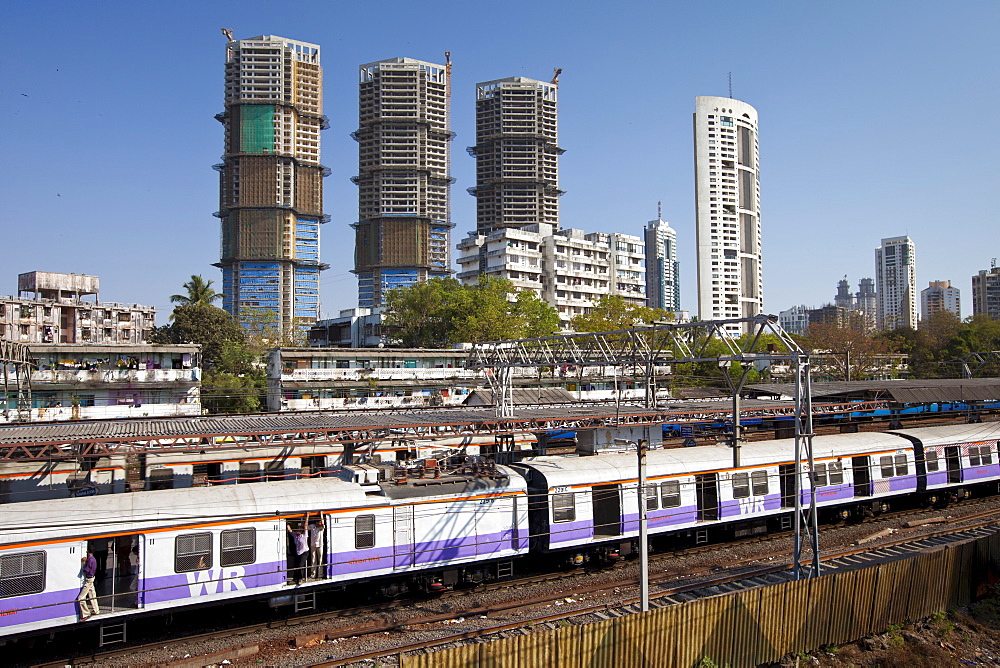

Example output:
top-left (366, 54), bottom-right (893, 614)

top-left (3, 1), bottom-right (998, 323)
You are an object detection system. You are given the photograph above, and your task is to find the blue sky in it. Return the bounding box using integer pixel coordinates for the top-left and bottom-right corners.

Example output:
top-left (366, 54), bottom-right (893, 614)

top-left (3, 1), bottom-right (997, 321)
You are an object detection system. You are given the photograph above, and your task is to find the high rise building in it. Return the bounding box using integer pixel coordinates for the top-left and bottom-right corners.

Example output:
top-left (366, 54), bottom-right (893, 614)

top-left (693, 96), bottom-right (762, 335)
top-left (972, 264), bottom-right (1000, 320)
top-left (469, 76), bottom-right (563, 235)
top-left (920, 280), bottom-right (960, 322)
top-left (353, 57), bottom-right (453, 307)
top-left (834, 277), bottom-right (853, 309)
top-left (875, 236), bottom-right (917, 330)
top-left (855, 277), bottom-right (877, 330)
top-left (216, 35), bottom-right (327, 334)
top-left (644, 206), bottom-right (680, 311)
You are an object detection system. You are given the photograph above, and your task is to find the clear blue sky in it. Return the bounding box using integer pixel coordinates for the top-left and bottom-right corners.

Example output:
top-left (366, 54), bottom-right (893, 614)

top-left (3, 1), bottom-right (997, 322)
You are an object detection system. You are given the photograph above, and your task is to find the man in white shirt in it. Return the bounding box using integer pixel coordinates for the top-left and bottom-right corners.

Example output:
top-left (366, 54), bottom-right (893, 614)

top-left (308, 517), bottom-right (325, 579)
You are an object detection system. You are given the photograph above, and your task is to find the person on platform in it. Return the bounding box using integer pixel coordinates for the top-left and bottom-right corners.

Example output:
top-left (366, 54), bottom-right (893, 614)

top-left (77, 549), bottom-right (99, 620)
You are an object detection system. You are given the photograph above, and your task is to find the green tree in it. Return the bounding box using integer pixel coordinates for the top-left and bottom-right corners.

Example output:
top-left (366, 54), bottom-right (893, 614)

top-left (807, 323), bottom-right (901, 381)
top-left (569, 295), bottom-right (669, 333)
top-left (151, 303), bottom-right (246, 370)
top-left (170, 275), bottom-right (222, 308)
top-left (381, 277), bottom-right (560, 347)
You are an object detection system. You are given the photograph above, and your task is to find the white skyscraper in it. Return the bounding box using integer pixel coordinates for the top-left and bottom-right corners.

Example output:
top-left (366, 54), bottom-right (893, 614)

top-left (875, 236), bottom-right (917, 330)
top-left (644, 210), bottom-right (680, 312)
top-left (693, 96), bottom-right (762, 335)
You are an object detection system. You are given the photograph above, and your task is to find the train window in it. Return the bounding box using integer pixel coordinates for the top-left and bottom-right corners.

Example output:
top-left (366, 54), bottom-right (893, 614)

top-left (552, 493), bottom-right (576, 523)
top-left (880, 456), bottom-right (895, 478)
top-left (0, 551), bottom-right (45, 598)
top-left (981, 446), bottom-right (993, 465)
top-left (149, 468), bottom-right (174, 490)
top-left (894, 454), bottom-right (908, 477)
top-left (355, 515), bottom-right (376, 549)
top-left (732, 472), bottom-right (750, 499)
top-left (751, 470), bottom-right (769, 496)
top-left (238, 463), bottom-right (261, 484)
top-left (811, 463), bottom-right (828, 487)
top-left (925, 450), bottom-right (939, 472)
top-left (828, 462), bottom-right (844, 485)
top-left (969, 448), bottom-right (982, 467)
top-left (660, 481), bottom-right (681, 508)
top-left (175, 533), bottom-right (213, 572)
top-left (644, 485), bottom-right (658, 511)
top-left (220, 528), bottom-right (256, 567)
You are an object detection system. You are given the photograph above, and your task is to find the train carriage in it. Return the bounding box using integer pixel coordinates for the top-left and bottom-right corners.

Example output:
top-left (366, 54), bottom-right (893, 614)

top-left (890, 423), bottom-right (1000, 501)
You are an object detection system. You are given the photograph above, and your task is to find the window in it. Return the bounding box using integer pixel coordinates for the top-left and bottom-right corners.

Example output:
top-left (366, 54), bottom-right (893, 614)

top-left (238, 462), bottom-right (260, 483)
top-left (829, 461), bottom-right (844, 485)
top-left (175, 533), bottom-right (213, 572)
top-left (925, 450), bottom-right (939, 472)
top-left (220, 528), bottom-right (256, 567)
top-left (661, 480), bottom-right (681, 508)
top-left (552, 493), bottom-right (575, 522)
top-left (732, 472), bottom-right (750, 499)
top-left (894, 454), bottom-right (908, 476)
top-left (981, 445), bottom-right (994, 465)
top-left (355, 515), bottom-right (375, 549)
top-left (644, 485), bottom-right (658, 511)
top-left (0, 551), bottom-right (45, 598)
top-left (812, 463), bottom-right (828, 487)
top-left (880, 456), bottom-right (895, 478)
top-left (148, 468), bottom-right (174, 490)
top-left (751, 470), bottom-right (769, 496)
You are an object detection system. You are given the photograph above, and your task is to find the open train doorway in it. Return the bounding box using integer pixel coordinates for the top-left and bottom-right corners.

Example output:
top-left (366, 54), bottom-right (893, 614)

top-left (852, 456), bottom-right (872, 497)
top-left (946, 446), bottom-right (963, 484)
top-left (695, 473), bottom-right (719, 521)
top-left (591, 484), bottom-right (622, 536)
top-left (84, 534), bottom-right (142, 616)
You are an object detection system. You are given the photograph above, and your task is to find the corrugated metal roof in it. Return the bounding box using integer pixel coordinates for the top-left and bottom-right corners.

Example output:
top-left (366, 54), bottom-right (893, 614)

top-left (748, 378), bottom-right (1000, 402)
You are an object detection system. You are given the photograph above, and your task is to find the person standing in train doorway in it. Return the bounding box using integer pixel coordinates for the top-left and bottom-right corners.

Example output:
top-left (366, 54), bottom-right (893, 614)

top-left (286, 522), bottom-right (309, 584)
top-left (308, 515), bottom-right (325, 579)
top-left (77, 549), bottom-right (99, 620)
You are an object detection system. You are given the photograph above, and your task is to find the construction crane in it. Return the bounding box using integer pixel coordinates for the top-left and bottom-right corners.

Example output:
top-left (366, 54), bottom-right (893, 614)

top-left (444, 51), bottom-right (452, 101)
top-left (221, 28), bottom-right (234, 41)
top-left (551, 67), bottom-right (563, 85)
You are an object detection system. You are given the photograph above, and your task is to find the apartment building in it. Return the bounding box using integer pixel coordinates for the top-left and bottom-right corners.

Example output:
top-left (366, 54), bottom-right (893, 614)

top-left (353, 57), bottom-right (453, 307)
top-left (972, 265), bottom-right (1000, 320)
top-left (875, 236), bottom-right (917, 330)
top-left (920, 280), bottom-right (960, 322)
top-left (215, 35), bottom-right (328, 333)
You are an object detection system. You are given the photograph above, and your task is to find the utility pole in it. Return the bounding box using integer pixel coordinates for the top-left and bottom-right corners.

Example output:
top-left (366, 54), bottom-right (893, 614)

top-left (638, 438), bottom-right (649, 612)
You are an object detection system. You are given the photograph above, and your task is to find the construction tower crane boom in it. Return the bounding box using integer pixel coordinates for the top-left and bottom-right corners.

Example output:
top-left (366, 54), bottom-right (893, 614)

top-left (221, 28), bottom-right (234, 41)
top-left (552, 68), bottom-right (563, 85)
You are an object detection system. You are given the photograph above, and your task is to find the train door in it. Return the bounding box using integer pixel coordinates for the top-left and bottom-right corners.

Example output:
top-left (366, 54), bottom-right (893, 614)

top-left (779, 465), bottom-right (796, 507)
top-left (393, 505), bottom-right (415, 569)
top-left (695, 474), bottom-right (719, 521)
top-left (87, 534), bottom-right (142, 615)
top-left (946, 447), bottom-right (963, 484)
top-left (591, 484), bottom-right (622, 536)
top-left (852, 457), bottom-right (872, 497)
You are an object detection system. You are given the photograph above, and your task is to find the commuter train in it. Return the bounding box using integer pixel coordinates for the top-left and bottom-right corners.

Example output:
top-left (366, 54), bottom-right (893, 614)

top-left (1, 422), bottom-right (998, 642)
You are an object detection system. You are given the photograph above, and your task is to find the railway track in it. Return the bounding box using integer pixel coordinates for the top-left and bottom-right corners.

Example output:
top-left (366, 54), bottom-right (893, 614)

top-left (27, 498), bottom-right (1000, 668)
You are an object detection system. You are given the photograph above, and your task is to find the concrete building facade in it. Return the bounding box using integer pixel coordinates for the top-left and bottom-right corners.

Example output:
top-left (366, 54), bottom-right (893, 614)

top-left (920, 280), bottom-right (961, 322)
top-left (778, 304), bottom-right (810, 337)
top-left (694, 96), bottom-right (762, 335)
top-left (215, 35), bottom-right (327, 334)
top-left (456, 223), bottom-right (645, 330)
top-left (645, 213), bottom-right (680, 311)
top-left (972, 265), bottom-right (1000, 320)
top-left (0, 272), bottom-right (155, 345)
top-left (353, 57), bottom-right (453, 307)
top-left (875, 236), bottom-right (917, 330)
top-left (469, 76), bottom-right (563, 235)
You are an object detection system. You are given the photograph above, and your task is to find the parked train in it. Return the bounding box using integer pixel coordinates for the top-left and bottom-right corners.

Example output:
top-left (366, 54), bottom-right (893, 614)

top-left (1, 422), bottom-right (998, 641)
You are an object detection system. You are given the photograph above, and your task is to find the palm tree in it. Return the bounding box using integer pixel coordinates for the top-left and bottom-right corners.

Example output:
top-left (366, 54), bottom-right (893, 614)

top-left (170, 275), bottom-right (222, 307)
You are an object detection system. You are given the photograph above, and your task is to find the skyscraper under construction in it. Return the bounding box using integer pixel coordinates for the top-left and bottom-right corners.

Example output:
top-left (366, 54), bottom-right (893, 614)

top-left (353, 57), bottom-right (454, 307)
top-left (469, 76), bottom-right (563, 235)
top-left (215, 35), bottom-right (328, 334)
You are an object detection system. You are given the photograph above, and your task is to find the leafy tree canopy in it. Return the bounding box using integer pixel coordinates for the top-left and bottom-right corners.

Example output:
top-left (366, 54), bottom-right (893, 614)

top-left (382, 277), bottom-right (560, 347)
top-left (569, 295), bottom-right (671, 333)
top-left (170, 275), bottom-right (222, 308)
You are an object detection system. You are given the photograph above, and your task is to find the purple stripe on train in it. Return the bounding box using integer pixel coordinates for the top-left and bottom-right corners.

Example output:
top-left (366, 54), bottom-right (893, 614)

top-left (330, 530), bottom-right (528, 575)
top-left (0, 588), bottom-right (76, 629)
top-left (965, 465), bottom-right (1000, 482)
top-left (144, 561), bottom-right (284, 605)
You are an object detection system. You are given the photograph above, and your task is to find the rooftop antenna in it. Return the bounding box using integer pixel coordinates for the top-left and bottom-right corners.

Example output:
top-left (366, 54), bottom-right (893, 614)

top-left (728, 72), bottom-right (733, 99)
top-left (993, 258), bottom-right (997, 269)
top-left (657, 201), bottom-right (662, 220)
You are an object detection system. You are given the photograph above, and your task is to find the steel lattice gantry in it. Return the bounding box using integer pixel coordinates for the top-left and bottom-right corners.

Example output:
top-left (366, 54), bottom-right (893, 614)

top-left (468, 314), bottom-right (822, 578)
top-left (1, 339), bottom-right (34, 422)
